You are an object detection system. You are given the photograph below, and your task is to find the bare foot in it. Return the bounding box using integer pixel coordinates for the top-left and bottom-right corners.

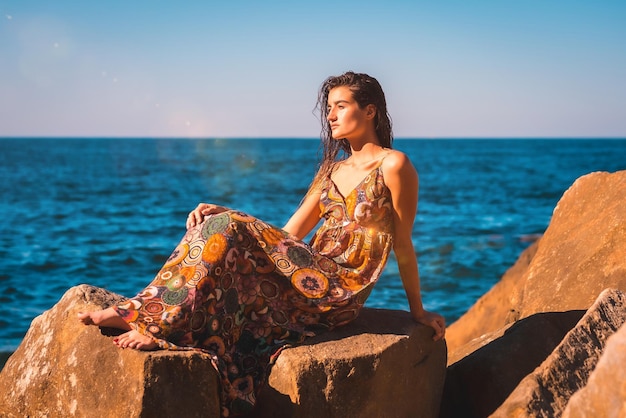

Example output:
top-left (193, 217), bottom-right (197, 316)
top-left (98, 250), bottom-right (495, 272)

top-left (77, 307), bottom-right (132, 331)
top-left (113, 330), bottom-right (158, 351)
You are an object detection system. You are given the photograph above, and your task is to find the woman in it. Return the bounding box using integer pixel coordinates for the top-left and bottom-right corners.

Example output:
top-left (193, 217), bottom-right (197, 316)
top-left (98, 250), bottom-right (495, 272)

top-left (78, 71), bottom-right (446, 416)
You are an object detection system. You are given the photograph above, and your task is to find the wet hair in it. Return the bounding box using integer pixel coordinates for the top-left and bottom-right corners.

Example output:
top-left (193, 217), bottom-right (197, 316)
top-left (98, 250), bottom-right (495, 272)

top-left (308, 71), bottom-right (393, 193)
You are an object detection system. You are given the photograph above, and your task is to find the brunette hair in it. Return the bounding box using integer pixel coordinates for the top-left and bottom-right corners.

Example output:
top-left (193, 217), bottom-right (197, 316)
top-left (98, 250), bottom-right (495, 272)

top-left (308, 71), bottom-right (393, 193)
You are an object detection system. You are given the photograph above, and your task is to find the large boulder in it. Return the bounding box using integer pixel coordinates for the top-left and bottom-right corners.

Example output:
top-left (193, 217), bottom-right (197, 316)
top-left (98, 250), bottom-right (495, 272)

top-left (447, 170), bottom-right (626, 357)
top-left (0, 285), bottom-right (221, 418)
top-left (490, 288), bottom-right (626, 418)
top-left (0, 285), bottom-right (447, 418)
top-left (257, 308), bottom-right (447, 418)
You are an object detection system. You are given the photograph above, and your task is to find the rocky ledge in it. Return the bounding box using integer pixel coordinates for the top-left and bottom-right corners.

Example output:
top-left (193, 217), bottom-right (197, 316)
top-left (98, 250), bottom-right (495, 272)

top-left (0, 285), bottom-right (446, 418)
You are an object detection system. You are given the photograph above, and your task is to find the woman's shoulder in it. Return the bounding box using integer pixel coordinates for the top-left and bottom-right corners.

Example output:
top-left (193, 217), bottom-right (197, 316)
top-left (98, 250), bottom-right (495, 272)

top-left (381, 149), bottom-right (417, 174)
top-left (379, 150), bottom-right (418, 193)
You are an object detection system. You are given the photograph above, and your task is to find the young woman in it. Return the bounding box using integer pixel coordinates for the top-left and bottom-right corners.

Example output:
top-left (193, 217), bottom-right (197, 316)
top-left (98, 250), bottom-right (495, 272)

top-left (78, 71), bottom-right (445, 416)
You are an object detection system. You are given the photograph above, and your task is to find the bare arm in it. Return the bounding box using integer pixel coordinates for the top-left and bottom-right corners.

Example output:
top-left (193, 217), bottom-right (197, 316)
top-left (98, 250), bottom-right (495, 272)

top-left (282, 190), bottom-right (322, 240)
top-left (383, 151), bottom-right (446, 341)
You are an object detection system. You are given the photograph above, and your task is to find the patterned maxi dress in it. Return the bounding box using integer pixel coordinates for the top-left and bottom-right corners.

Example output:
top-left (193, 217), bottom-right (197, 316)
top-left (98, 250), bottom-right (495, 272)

top-left (113, 161), bottom-right (395, 416)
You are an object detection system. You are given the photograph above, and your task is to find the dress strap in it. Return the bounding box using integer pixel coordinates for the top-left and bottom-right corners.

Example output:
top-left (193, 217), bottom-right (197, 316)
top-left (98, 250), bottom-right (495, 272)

top-left (371, 150), bottom-right (393, 172)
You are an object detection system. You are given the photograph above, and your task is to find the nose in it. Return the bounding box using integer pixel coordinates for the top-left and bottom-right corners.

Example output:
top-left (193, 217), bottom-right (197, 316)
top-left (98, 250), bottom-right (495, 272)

top-left (327, 108), bottom-right (337, 122)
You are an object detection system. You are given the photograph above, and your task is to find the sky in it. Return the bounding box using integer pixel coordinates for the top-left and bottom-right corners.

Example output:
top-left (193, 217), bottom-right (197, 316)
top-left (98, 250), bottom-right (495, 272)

top-left (1, 0), bottom-right (625, 138)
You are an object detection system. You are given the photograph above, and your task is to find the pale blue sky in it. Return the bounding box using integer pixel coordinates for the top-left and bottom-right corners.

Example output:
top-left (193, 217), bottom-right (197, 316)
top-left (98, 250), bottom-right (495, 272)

top-left (1, 0), bottom-right (625, 138)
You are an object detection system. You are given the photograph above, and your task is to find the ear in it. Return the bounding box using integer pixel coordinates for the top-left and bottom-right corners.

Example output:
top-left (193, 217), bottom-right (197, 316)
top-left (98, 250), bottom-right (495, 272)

top-left (365, 104), bottom-right (377, 120)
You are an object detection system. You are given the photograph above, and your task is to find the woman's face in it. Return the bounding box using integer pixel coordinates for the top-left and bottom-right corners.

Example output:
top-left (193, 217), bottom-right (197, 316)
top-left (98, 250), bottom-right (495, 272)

top-left (327, 86), bottom-right (374, 141)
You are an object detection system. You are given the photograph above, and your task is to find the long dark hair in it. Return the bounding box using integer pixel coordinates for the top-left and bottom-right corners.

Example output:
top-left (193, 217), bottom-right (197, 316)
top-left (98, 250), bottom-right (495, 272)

top-left (309, 71), bottom-right (393, 193)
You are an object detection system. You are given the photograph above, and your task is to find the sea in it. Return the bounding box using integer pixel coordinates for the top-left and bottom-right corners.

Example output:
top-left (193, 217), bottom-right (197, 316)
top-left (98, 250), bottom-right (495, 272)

top-left (1, 138), bottom-right (625, 358)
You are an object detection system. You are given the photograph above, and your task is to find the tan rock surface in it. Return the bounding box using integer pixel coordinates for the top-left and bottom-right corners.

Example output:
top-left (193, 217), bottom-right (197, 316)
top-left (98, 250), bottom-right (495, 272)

top-left (0, 285), bottom-right (221, 418)
top-left (489, 288), bottom-right (626, 418)
top-left (258, 308), bottom-right (448, 418)
top-left (561, 322), bottom-right (626, 418)
top-left (0, 285), bottom-right (447, 418)
top-left (447, 170), bottom-right (626, 357)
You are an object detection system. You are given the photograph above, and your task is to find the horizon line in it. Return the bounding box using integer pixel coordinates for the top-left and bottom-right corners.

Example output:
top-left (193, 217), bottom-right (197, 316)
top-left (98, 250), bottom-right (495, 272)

top-left (1, 136), bottom-right (625, 140)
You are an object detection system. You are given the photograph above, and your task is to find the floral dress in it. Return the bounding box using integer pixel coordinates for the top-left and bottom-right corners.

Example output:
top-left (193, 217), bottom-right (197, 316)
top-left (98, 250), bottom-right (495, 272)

top-left (114, 161), bottom-right (395, 416)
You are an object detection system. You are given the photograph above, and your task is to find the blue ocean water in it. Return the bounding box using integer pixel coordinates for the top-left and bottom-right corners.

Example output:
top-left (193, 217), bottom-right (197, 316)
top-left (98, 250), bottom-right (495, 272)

top-left (1, 138), bottom-right (625, 353)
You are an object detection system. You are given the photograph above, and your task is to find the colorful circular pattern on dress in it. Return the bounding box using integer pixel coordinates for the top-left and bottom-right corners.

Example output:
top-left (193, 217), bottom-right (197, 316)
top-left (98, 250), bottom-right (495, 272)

top-left (259, 280), bottom-right (279, 300)
top-left (241, 355), bottom-right (258, 374)
top-left (327, 284), bottom-right (347, 300)
top-left (204, 335), bottom-right (226, 356)
top-left (229, 211), bottom-right (257, 222)
top-left (291, 268), bottom-right (329, 298)
top-left (188, 263), bottom-right (208, 287)
top-left (163, 243), bottom-right (189, 268)
top-left (272, 253), bottom-right (297, 275)
top-left (190, 310), bottom-right (206, 332)
top-left (147, 324), bottom-right (162, 335)
top-left (208, 316), bottom-right (221, 333)
top-left (286, 245), bottom-right (313, 267)
top-left (271, 309), bottom-right (289, 326)
top-left (258, 226), bottom-right (284, 246)
top-left (162, 287), bottom-right (189, 306)
top-left (145, 301), bottom-right (165, 315)
top-left (250, 220), bottom-right (271, 232)
top-left (183, 238), bottom-right (205, 267)
top-left (202, 233), bottom-right (228, 264)
top-left (316, 256), bottom-right (338, 274)
top-left (202, 213), bottom-right (230, 238)
top-left (166, 273), bottom-right (186, 291)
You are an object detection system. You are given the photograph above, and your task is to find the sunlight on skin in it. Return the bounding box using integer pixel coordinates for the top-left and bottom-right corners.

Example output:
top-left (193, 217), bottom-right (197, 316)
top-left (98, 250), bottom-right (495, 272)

top-left (77, 310), bottom-right (157, 351)
top-left (113, 330), bottom-right (158, 351)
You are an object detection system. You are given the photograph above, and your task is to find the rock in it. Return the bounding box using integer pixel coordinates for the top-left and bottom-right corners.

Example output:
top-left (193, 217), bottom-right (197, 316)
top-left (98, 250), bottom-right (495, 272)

top-left (0, 285), bottom-right (221, 418)
top-left (489, 288), bottom-right (626, 418)
top-left (257, 308), bottom-right (448, 418)
top-left (0, 285), bottom-right (447, 418)
top-left (446, 170), bottom-right (626, 357)
top-left (440, 310), bottom-right (584, 418)
top-left (561, 322), bottom-right (626, 418)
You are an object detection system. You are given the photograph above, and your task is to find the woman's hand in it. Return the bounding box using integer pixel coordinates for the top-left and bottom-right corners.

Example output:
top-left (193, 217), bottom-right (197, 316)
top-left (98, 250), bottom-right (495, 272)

top-left (186, 203), bottom-right (228, 229)
top-left (413, 309), bottom-right (446, 341)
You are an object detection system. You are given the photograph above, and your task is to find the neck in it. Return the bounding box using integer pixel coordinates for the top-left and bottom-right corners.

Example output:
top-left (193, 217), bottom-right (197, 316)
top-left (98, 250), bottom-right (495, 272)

top-left (348, 142), bottom-right (386, 165)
